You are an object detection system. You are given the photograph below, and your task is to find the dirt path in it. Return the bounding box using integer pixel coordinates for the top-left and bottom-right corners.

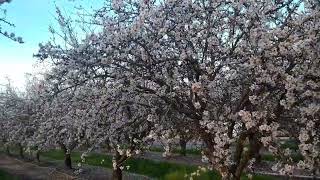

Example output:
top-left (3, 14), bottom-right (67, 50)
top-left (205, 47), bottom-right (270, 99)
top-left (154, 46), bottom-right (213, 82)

top-left (2, 152), bottom-right (318, 180)
top-left (0, 154), bottom-right (75, 180)
top-left (0, 154), bottom-right (151, 180)
top-left (38, 158), bottom-right (151, 180)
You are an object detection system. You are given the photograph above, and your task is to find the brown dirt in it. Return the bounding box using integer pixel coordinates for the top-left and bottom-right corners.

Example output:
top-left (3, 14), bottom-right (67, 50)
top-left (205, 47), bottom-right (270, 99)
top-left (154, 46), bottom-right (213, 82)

top-left (0, 154), bottom-right (151, 180)
top-left (0, 154), bottom-right (75, 180)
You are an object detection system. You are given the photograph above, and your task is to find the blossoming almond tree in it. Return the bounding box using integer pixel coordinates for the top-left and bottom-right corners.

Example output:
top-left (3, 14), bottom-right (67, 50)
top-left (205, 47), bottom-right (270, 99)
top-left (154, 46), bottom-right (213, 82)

top-left (37, 36), bottom-right (157, 179)
top-left (246, 1), bottom-right (320, 174)
top-left (35, 0), bottom-right (319, 179)
top-left (0, 81), bottom-right (36, 158)
top-left (0, 0), bottom-right (23, 43)
top-left (34, 69), bottom-right (157, 177)
top-left (35, 81), bottom-right (93, 169)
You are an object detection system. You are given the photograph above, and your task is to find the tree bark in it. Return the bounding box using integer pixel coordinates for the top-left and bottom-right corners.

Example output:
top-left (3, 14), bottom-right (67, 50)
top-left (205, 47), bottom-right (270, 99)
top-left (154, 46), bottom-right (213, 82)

top-left (36, 150), bottom-right (40, 162)
top-left (64, 153), bottom-right (72, 169)
top-left (59, 143), bottom-right (72, 169)
top-left (112, 167), bottom-right (123, 180)
top-left (18, 144), bottom-right (24, 159)
top-left (179, 139), bottom-right (187, 156)
top-left (112, 151), bottom-right (124, 180)
top-left (232, 133), bottom-right (261, 180)
top-left (230, 133), bottom-right (246, 178)
top-left (254, 149), bottom-right (262, 164)
top-left (249, 135), bottom-right (262, 164)
top-left (6, 145), bottom-right (10, 156)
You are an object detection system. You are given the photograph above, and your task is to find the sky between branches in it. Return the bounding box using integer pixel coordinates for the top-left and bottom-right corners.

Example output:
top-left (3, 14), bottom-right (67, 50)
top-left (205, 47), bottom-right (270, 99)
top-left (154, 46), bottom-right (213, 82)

top-left (0, 0), bottom-right (103, 89)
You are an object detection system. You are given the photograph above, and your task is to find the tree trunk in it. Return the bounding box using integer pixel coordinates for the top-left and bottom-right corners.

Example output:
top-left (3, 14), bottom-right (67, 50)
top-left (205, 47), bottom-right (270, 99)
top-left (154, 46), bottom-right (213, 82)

top-left (59, 143), bottom-right (72, 169)
top-left (36, 150), bottom-right (40, 162)
top-left (112, 167), bottom-right (123, 180)
top-left (250, 134), bottom-right (262, 164)
top-left (179, 139), bottom-right (187, 156)
top-left (229, 132), bottom-right (251, 180)
top-left (112, 151), bottom-right (124, 180)
top-left (18, 144), bottom-right (24, 159)
top-left (255, 152), bottom-right (262, 164)
top-left (64, 153), bottom-right (72, 169)
top-left (232, 134), bottom-right (261, 180)
top-left (6, 146), bottom-right (10, 156)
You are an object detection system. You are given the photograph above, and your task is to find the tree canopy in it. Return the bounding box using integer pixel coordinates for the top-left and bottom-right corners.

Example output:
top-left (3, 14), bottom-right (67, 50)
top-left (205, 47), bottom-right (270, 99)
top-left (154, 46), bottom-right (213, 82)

top-left (1, 0), bottom-right (319, 179)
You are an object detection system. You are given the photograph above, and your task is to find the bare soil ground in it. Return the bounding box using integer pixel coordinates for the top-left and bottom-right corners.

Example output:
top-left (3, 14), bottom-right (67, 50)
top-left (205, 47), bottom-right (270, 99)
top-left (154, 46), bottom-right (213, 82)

top-left (0, 154), bottom-right (75, 180)
top-left (0, 154), bottom-right (151, 180)
top-left (1, 152), bottom-right (319, 180)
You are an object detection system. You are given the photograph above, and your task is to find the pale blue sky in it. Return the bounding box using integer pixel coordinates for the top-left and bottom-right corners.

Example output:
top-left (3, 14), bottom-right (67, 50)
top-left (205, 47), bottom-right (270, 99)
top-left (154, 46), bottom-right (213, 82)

top-left (0, 0), bottom-right (103, 88)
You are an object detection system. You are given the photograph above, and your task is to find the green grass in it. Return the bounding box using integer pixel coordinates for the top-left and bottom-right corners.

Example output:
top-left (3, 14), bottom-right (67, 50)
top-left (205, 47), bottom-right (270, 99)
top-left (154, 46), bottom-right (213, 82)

top-left (242, 174), bottom-right (281, 180)
top-left (150, 146), bottom-right (302, 163)
top-left (41, 149), bottom-right (279, 180)
top-left (280, 139), bottom-right (299, 151)
top-left (262, 153), bottom-right (303, 163)
top-left (262, 154), bottom-right (276, 161)
top-left (126, 158), bottom-right (219, 179)
top-left (41, 149), bottom-right (219, 179)
top-left (0, 146), bottom-right (279, 180)
top-left (149, 147), bottom-right (202, 155)
top-left (163, 170), bottom-right (218, 180)
top-left (0, 146), bottom-right (292, 179)
top-left (0, 169), bottom-right (20, 180)
top-left (0, 146), bottom-right (278, 180)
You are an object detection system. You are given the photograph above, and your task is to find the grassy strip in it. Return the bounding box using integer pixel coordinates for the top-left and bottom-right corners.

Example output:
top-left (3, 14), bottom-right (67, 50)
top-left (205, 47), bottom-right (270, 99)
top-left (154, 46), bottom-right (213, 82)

top-left (150, 139), bottom-right (302, 164)
top-left (262, 153), bottom-right (303, 162)
top-left (41, 150), bottom-right (219, 180)
top-left (150, 147), bottom-right (303, 163)
top-left (41, 150), bottom-right (278, 180)
top-left (0, 146), bottom-right (278, 180)
top-left (0, 169), bottom-right (20, 180)
top-left (149, 147), bottom-right (202, 155)
top-left (280, 139), bottom-right (299, 151)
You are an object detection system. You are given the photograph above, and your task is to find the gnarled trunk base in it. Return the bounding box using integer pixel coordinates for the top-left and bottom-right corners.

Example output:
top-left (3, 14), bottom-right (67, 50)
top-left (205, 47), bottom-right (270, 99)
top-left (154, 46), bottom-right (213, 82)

top-left (59, 143), bottom-right (72, 169)
top-left (64, 153), bottom-right (72, 169)
top-left (112, 167), bottom-right (123, 180)
top-left (18, 144), bottom-right (24, 159)
top-left (6, 146), bottom-right (10, 156)
top-left (179, 139), bottom-right (187, 156)
top-left (36, 150), bottom-right (40, 162)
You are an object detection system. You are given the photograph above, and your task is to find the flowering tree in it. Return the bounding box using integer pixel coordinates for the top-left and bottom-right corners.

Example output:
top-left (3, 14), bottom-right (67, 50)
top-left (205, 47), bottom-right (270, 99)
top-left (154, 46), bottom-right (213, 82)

top-left (0, 82), bottom-right (13, 154)
top-left (246, 1), bottom-right (320, 175)
top-left (35, 43), bottom-right (158, 178)
top-left (0, 81), bottom-right (35, 158)
top-left (35, 0), bottom-right (319, 179)
top-left (36, 89), bottom-right (84, 169)
top-left (0, 0), bottom-right (23, 43)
